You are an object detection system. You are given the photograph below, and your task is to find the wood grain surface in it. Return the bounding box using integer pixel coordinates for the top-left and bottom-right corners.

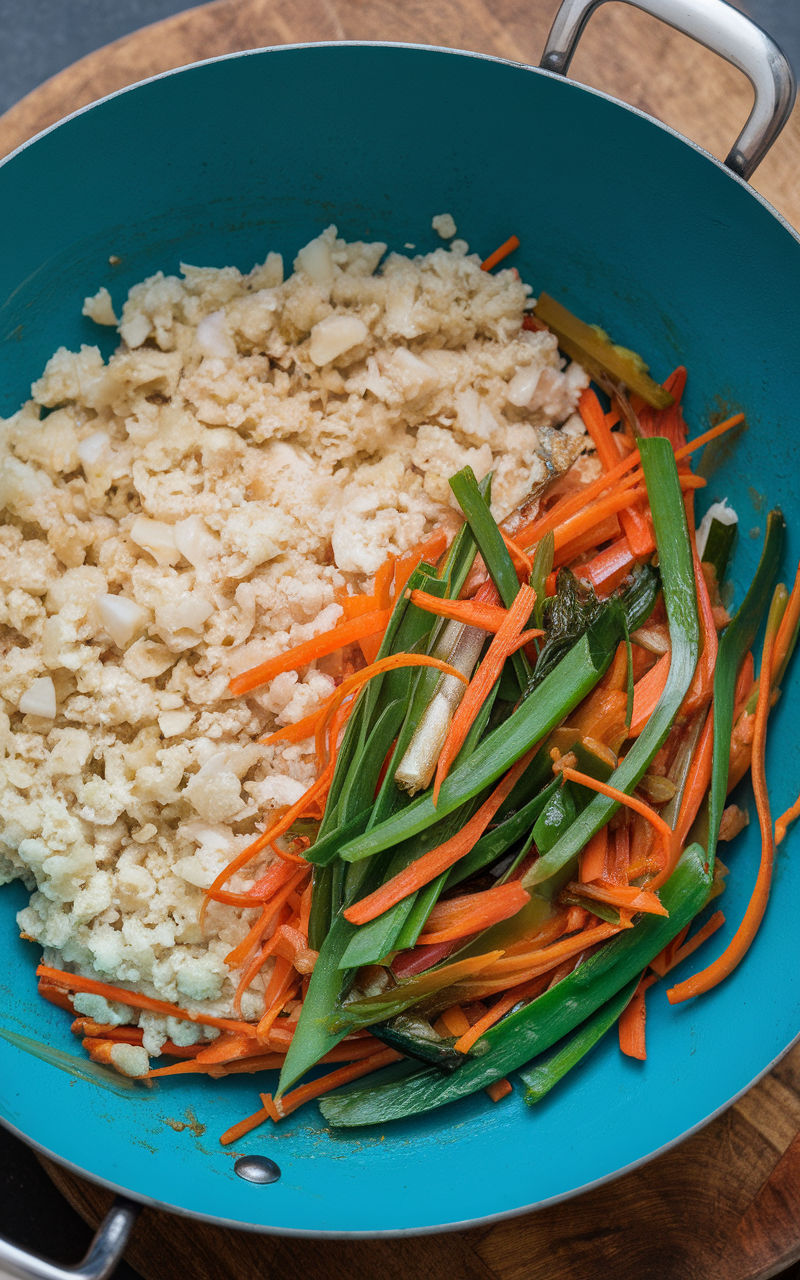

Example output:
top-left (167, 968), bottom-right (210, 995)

top-left (4, 1), bottom-right (800, 1277)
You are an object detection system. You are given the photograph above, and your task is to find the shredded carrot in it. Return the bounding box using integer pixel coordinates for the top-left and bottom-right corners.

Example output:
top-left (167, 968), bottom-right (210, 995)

top-left (628, 652), bottom-right (670, 737)
top-left (224, 865), bottom-right (310, 969)
top-left (438, 1005), bottom-right (471, 1038)
top-left (648, 711), bottom-right (713, 892)
top-left (219, 1107), bottom-right (272, 1146)
top-left (256, 966), bottom-right (300, 1044)
top-left (433, 585), bottom-right (536, 804)
top-left (485, 1078), bottom-right (513, 1102)
top-left (344, 746), bottom-right (539, 925)
top-left (650, 911), bottom-right (725, 977)
top-left (229, 610), bottom-right (392, 697)
top-left (574, 535), bottom-right (645, 596)
top-left (416, 881), bottom-right (530, 946)
top-left (579, 388), bottom-right (653, 555)
top-left (408, 589), bottom-right (512, 633)
top-left (559, 768), bottom-right (672, 877)
top-left (668, 592), bottom-right (781, 1004)
top-left (565, 880), bottom-right (668, 917)
top-left (36, 964), bottom-right (258, 1037)
top-left (453, 975), bottom-right (549, 1054)
top-left (269, 1049), bottom-right (403, 1118)
top-left (481, 235), bottom-right (520, 272)
top-left (501, 532), bottom-right (533, 579)
top-left (618, 973), bottom-right (657, 1060)
top-left (673, 412), bottom-right (745, 462)
top-left (776, 794), bottom-right (800, 846)
top-left (578, 827), bottom-right (608, 883)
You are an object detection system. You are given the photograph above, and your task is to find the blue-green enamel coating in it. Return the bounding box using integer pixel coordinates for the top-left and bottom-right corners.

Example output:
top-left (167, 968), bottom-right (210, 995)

top-left (1, 42), bottom-right (799, 1236)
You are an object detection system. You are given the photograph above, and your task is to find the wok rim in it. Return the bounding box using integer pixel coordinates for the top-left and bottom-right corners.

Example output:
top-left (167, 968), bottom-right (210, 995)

top-left (1, 36), bottom-right (799, 1238)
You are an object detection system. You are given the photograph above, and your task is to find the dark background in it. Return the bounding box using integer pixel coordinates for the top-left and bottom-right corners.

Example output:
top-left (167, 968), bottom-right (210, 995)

top-left (0, 0), bottom-right (799, 1276)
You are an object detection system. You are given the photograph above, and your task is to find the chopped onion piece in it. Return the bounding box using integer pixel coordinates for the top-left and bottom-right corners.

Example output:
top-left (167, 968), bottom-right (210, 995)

top-left (97, 593), bottom-right (148, 648)
top-left (19, 676), bottom-right (56, 719)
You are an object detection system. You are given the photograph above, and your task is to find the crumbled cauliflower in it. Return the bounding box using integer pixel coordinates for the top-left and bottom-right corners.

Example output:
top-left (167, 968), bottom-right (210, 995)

top-left (0, 225), bottom-right (588, 1030)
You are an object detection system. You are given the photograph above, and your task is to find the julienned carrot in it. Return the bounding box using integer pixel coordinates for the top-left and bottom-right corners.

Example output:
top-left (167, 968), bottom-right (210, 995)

top-left (36, 964), bottom-right (258, 1037)
top-left (437, 1005), bottom-right (471, 1038)
top-left (481, 235), bottom-right (520, 272)
top-left (452, 975), bottom-right (550, 1054)
top-left (618, 973), bottom-right (657, 1060)
top-left (220, 1106), bottom-right (276, 1145)
top-left (416, 881), bottom-right (530, 946)
top-left (453, 922), bottom-right (628, 1000)
top-left (565, 880), bottom-right (668, 917)
top-left (574, 535), bottom-right (644, 596)
top-left (229, 610), bottom-right (392, 697)
top-left (501, 532), bottom-right (533, 578)
top-left (650, 911), bottom-right (725, 977)
top-left (559, 767), bottom-right (673, 876)
top-left (408, 589), bottom-right (513, 632)
top-left (344, 746), bottom-right (539, 925)
top-left (553, 514), bottom-right (623, 570)
top-left (668, 587), bottom-right (783, 1004)
top-left (579, 388), bottom-right (653, 556)
top-left (256, 965), bottom-right (300, 1044)
top-left (486, 1078), bottom-right (514, 1102)
top-left (579, 827), bottom-right (608, 883)
top-left (776, 794), bottom-right (800, 846)
top-left (648, 710), bottom-right (714, 892)
top-left (433, 584), bottom-right (536, 804)
top-left (673, 412), bottom-right (745, 462)
top-left (263, 1049), bottom-right (404, 1121)
top-left (224, 865), bottom-right (310, 969)
top-left (628, 653), bottom-right (670, 737)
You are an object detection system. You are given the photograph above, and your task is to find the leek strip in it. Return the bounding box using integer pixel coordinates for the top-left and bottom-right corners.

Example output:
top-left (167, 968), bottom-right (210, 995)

top-left (449, 465), bottom-right (531, 690)
top-left (707, 509), bottom-right (784, 866)
top-left (531, 531), bottom-right (555, 629)
top-left (518, 975), bottom-right (640, 1103)
top-left (525, 437), bottom-right (699, 889)
top-left (319, 846), bottom-right (710, 1124)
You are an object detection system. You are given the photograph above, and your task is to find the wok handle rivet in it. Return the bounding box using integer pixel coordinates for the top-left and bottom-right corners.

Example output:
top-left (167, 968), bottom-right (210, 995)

top-left (234, 1155), bottom-right (281, 1184)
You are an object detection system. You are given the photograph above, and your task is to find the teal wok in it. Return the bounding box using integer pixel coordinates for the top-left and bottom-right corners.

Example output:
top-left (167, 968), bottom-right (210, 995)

top-left (1, 0), bottom-right (799, 1263)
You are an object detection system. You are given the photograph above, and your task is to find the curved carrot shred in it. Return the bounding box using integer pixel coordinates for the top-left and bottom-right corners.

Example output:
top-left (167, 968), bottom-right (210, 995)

top-left (408, 589), bottom-right (512, 632)
top-left (559, 767), bottom-right (672, 878)
top-left (229, 610), bottom-right (392, 697)
top-left (416, 881), bottom-right (530, 946)
top-left (481, 235), bottom-right (520, 272)
top-left (36, 964), bottom-right (258, 1037)
top-left (267, 1049), bottom-right (403, 1119)
top-left (776, 795), bottom-right (800, 846)
top-left (667, 590), bottom-right (782, 1004)
top-left (224, 865), bottom-right (310, 969)
top-left (390, 528), bottom-right (449, 604)
top-left (452, 975), bottom-right (549, 1054)
top-left (565, 880), bottom-right (668, 917)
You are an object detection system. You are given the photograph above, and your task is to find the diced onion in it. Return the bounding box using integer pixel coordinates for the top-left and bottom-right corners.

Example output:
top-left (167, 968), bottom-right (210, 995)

top-left (19, 676), bottom-right (56, 719)
top-left (97, 593), bottom-right (148, 648)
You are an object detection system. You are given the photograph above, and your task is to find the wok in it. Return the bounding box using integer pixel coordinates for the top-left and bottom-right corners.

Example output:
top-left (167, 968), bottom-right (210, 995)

top-left (0, 0), bottom-right (798, 1272)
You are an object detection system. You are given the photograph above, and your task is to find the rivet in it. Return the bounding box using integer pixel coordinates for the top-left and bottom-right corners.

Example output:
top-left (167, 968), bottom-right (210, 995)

top-left (234, 1155), bottom-right (281, 1184)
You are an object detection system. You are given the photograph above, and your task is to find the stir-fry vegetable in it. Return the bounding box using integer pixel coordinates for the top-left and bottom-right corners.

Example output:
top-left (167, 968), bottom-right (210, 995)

top-left (29, 274), bottom-right (800, 1149)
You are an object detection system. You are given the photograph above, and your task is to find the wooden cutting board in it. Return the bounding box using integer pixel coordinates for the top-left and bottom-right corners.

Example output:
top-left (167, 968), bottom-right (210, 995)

top-left (3, 2), bottom-right (800, 1277)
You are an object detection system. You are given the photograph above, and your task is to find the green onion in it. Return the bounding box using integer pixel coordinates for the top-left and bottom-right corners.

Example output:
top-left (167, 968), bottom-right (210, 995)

top-left (531, 530), bottom-right (555, 630)
top-left (524, 437), bottom-right (699, 889)
top-left (518, 975), bottom-right (641, 1104)
top-left (318, 845), bottom-right (711, 1125)
top-left (707, 509), bottom-right (784, 866)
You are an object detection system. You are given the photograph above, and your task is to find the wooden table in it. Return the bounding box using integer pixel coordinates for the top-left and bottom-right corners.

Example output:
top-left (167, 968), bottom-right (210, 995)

top-left (3, 2), bottom-right (800, 1277)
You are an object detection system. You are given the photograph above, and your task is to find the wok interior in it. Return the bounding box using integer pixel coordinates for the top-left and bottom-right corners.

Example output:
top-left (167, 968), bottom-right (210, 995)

top-left (0, 44), bottom-right (799, 1234)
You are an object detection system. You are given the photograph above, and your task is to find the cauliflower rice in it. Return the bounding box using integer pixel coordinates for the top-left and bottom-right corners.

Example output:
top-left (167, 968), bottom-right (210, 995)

top-left (0, 224), bottom-right (591, 1056)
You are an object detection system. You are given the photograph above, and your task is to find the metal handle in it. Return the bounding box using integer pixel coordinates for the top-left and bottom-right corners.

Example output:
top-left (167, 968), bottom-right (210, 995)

top-left (541, 0), bottom-right (796, 179)
top-left (0, 1197), bottom-right (139, 1280)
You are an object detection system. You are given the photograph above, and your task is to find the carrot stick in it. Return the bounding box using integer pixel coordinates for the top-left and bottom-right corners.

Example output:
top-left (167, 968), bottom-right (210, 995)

top-left (268, 1049), bottom-right (403, 1120)
top-left (618, 973), bottom-right (657, 1060)
top-left (628, 653), bottom-right (670, 737)
top-left (673, 412), bottom-right (745, 462)
top-left (485, 1078), bottom-right (513, 1102)
top-left (433, 584), bottom-right (535, 804)
top-left (219, 1107), bottom-right (272, 1146)
top-left (776, 795), bottom-right (800, 846)
top-left (579, 827), bottom-right (608, 883)
top-left (574, 535), bottom-right (645, 596)
top-left (230, 610), bottom-right (392, 697)
top-left (224, 865), bottom-right (310, 969)
top-left (344, 746), bottom-right (539, 925)
top-left (668, 589), bottom-right (782, 1004)
top-left (559, 767), bottom-right (673, 874)
top-left (36, 964), bottom-right (258, 1036)
top-left (579, 387), bottom-right (665, 556)
top-left (38, 981), bottom-right (76, 1013)
top-left (481, 235), bottom-right (520, 271)
top-left (565, 880), bottom-right (668, 917)
top-left (416, 881), bottom-right (530, 946)
top-left (437, 1005), bottom-right (471, 1038)
top-left (408, 589), bottom-right (512, 633)
top-left (453, 975), bottom-right (549, 1054)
